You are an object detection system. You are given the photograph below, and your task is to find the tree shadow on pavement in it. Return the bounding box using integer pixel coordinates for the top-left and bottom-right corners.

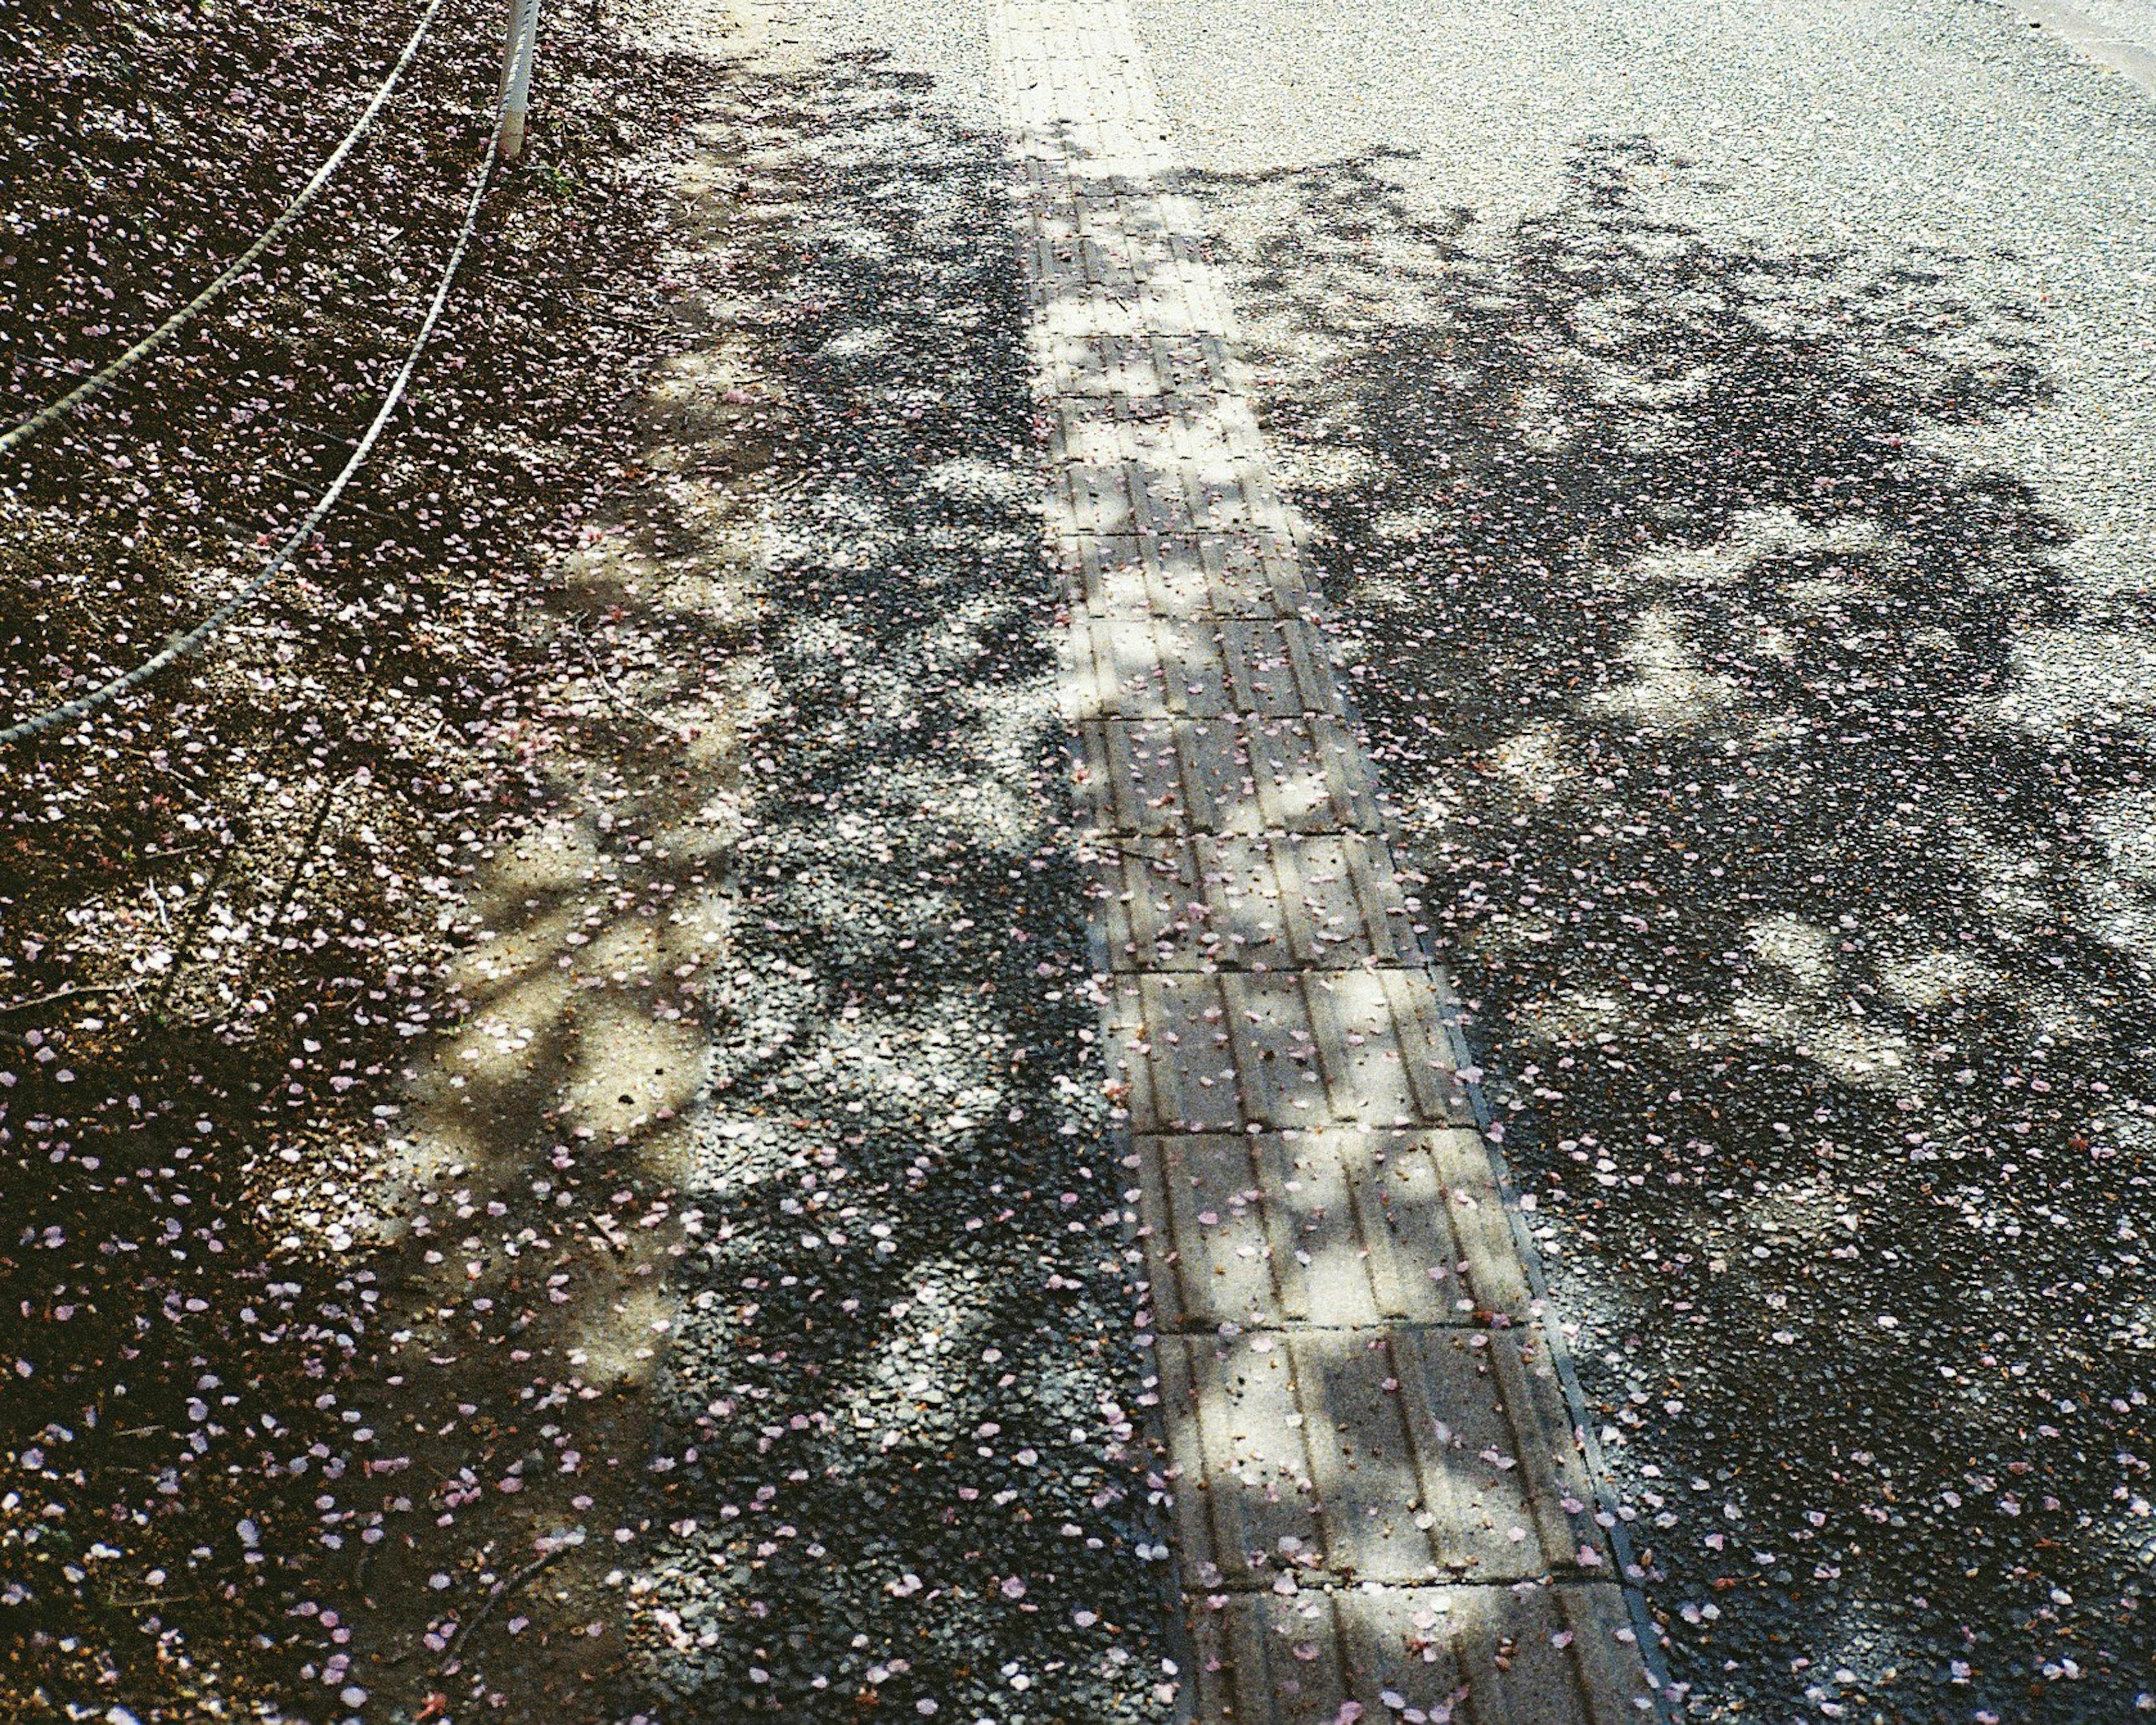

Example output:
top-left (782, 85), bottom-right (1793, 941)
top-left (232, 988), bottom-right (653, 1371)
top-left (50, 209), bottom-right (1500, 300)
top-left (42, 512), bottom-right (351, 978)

top-left (0, 14), bottom-right (749, 1723)
top-left (580, 44), bottom-right (1182, 1725)
top-left (0, 22), bottom-right (1184, 1725)
top-left (1184, 136), bottom-right (2156, 1722)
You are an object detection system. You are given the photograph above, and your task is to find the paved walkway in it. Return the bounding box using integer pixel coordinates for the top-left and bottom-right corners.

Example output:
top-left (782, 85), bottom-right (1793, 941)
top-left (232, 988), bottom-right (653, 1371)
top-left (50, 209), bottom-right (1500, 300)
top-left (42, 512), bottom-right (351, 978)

top-left (992, 6), bottom-right (1660, 1718)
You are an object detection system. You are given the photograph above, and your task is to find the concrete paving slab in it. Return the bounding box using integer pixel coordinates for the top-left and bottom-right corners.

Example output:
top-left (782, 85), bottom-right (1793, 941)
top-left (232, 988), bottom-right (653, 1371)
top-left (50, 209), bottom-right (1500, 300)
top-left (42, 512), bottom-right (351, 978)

top-left (1188, 1584), bottom-right (1652, 1724)
top-left (1075, 716), bottom-right (1387, 838)
top-left (1069, 532), bottom-right (1309, 619)
top-left (994, 0), bottom-right (1664, 1715)
top-left (1094, 832), bottom-right (1415, 972)
top-left (1135, 1129), bottom-right (1531, 1330)
top-left (1159, 1326), bottom-right (1601, 1585)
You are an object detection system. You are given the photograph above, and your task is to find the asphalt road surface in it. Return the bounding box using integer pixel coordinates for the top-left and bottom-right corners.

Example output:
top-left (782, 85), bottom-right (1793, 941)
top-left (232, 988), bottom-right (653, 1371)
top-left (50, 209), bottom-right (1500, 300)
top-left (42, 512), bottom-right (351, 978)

top-left (633, 0), bottom-right (2156, 1718)
top-left (1118, 0), bottom-right (2156, 1718)
top-left (2048, 0), bottom-right (2156, 61)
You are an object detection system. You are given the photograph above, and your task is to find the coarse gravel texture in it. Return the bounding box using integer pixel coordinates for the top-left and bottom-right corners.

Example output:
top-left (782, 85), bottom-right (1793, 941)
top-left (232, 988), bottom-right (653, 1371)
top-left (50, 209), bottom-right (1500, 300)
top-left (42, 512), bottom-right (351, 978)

top-left (1125, 0), bottom-right (2156, 1719)
top-left (1, 0), bottom-right (749, 1716)
top-left (0, 0), bottom-right (1189, 1715)
top-left (610, 5), bottom-right (1181, 1721)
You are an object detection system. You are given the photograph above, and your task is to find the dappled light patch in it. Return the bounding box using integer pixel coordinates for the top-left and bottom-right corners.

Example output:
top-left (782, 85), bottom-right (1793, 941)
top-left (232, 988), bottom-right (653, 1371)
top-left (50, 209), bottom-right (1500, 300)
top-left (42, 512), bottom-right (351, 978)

top-left (567, 35), bottom-right (1182, 1724)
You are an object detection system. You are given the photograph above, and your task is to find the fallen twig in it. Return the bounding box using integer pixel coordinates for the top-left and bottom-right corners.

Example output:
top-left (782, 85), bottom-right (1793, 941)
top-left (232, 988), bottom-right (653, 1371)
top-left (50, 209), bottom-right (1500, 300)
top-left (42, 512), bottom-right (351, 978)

top-left (0, 982), bottom-right (128, 1018)
top-left (576, 637), bottom-right (683, 736)
top-left (442, 1545), bottom-right (561, 1664)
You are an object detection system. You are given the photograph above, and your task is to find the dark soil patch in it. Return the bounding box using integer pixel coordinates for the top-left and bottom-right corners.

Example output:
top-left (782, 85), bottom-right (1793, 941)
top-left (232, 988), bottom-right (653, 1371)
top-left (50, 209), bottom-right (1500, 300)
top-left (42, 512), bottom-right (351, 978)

top-left (0, 0), bottom-right (737, 1717)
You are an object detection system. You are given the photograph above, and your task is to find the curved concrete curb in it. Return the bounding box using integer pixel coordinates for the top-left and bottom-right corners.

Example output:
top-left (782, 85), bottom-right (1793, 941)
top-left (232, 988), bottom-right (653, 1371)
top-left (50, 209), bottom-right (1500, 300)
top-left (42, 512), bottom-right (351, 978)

top-left (1994, 0), bottom-right (2156, 98)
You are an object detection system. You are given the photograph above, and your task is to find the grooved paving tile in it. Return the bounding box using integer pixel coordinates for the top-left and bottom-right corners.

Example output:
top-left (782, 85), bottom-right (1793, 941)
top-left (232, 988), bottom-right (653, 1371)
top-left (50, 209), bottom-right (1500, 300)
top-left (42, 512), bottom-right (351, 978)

top-left (1096, 836), bottom-right (1299, 972)
top-left (1217, 621), bottom-right (1345, 716)
top-left (1068, 533), bottom-right (1309, 619)
top-left (995, 0), bottom-right (1659, 1715)
top-left (1241, 715), bottom-right (1388, 836)
top-left (1292, 967), bottom-right (1473, 1127)
top-left (1064, 616), bottom-right (1346, 719)
top-left (1051, 433), bottom-right (1284, 534)
top-left (1056, 390), bottom-right (1269, 464)
top-left (1265, 831), bottom-right (1419, 967)
top-left (1134, 1130), bottom-right (1531, 1331)
top-left (1109, 973), bottom-right (1473, 1133)
top-left (1159, 1328), bottom-right (1601, 1586)
top-left (1038, 334), bottom-right (1244, 403)
top-left (1030, 278), bottom-right (1235, 340)
top-left (1063, 614), bottom-right (1231, 720)
top-left (1074, 716), bottom-right (1386, 839)
top-left (1188, 1585), bottom-right (1653, 1724)
top-left (1094, 832), bottom-right (1419, 972)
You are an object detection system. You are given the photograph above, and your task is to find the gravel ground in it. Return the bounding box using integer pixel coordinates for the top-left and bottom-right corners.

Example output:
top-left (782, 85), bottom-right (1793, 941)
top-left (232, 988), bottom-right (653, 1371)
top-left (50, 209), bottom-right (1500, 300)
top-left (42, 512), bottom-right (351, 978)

top-left (0, 1), bottom-right (740, 1716)
top-left (0, 0), bottom-right (1186, 1714)
top-left (1124, 0), bottom-right (2156, 1718)
top-left (610, 6), bottom-right (1181, 1720)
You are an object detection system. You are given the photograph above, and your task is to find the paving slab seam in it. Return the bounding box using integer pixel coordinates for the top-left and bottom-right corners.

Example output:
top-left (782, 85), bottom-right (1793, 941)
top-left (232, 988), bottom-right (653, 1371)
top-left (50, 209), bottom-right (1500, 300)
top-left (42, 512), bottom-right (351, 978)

top-left (992, 2), bottom-right (1672, 1719)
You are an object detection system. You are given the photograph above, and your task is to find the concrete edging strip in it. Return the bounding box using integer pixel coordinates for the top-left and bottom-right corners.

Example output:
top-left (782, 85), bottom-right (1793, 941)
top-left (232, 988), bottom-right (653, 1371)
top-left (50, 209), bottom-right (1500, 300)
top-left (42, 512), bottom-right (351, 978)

top-left (1994, 0), bottom-right (2156, 98)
